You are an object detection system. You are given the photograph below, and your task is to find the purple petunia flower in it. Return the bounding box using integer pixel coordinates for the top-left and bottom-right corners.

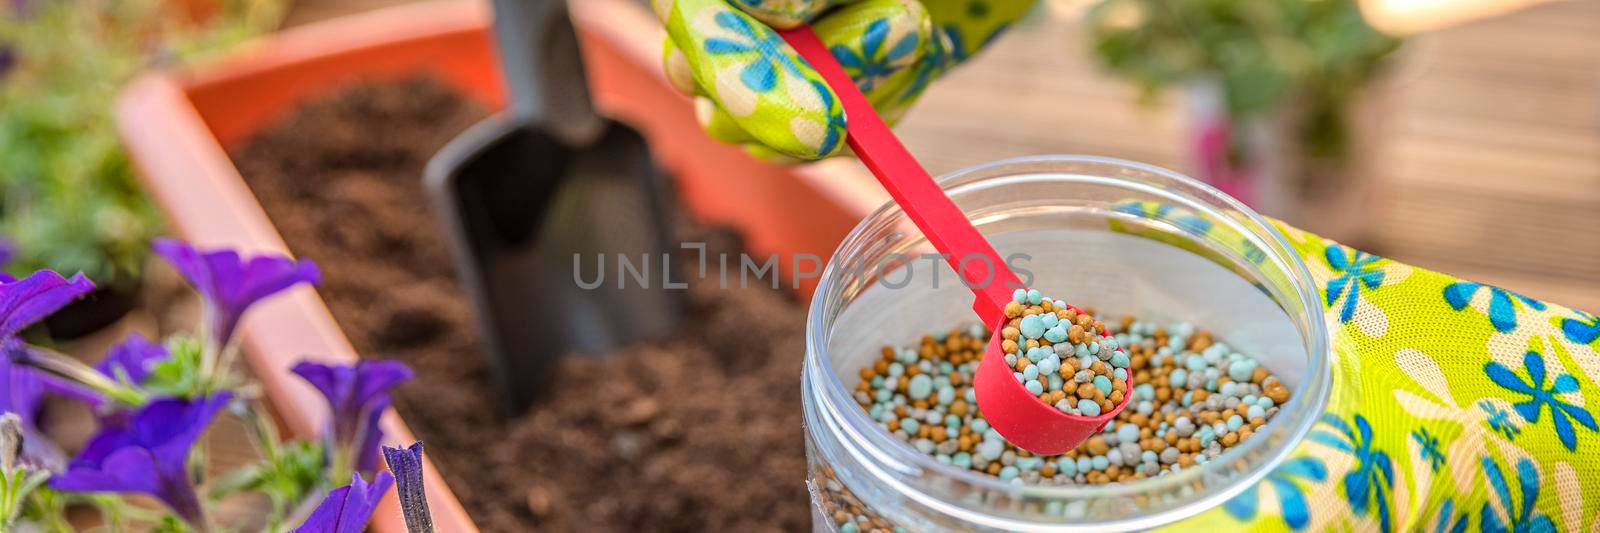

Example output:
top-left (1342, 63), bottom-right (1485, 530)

top-left (292, 471), bottom-right (394, 533)
top-left (0, 341), bottom-right (44, 427)
top-left (152, 238), bottom-right (320, 346)
top-left (0, 270), bottom-right (98, 468)
top-left (383, 441), bottom-right (434, 533)
top-left (291, 360), bottom-right (412, 474)
top-left (51, 393), bottom-right (231, 528)
top-left (0, 270), bottom-right (96, 342)
top-left (0, 339), bottom-right (63, 468)
top-left (45, 333), bottom-right (170, 411)
top-left (95, 333), bottom-right (169, 385)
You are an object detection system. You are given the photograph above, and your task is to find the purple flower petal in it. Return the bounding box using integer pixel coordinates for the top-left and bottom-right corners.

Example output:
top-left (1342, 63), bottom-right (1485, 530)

top-left (131, 395), bottom-right (229, 465)
top-left (383, 441), bottom-right (434, 533)
top-left (52, 394), bottom-right (230, 526)
top-left (356, 406), bottom-right (387, 474)
top-left (0, 340), bottom-right (45, 427)
top-left (152, 239), bottom-right (320, 345)
top-left (291, 360), bottom-right (412, 472)
top-left (0, 338), bottom-right (64, 467)
top-left (51, 445), bottom-right (164, 494)
top-left (292, 471), bottom-right (395, 533)
top-left (97, 333), bottom-right (168, 384)
top-left (0, 270), bottom-right (96, 341)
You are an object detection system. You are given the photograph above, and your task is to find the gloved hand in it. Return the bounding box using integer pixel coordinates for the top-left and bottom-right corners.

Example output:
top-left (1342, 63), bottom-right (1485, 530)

top-left (653, 0), bottom-right (1036, 161)
top-left (1111, 203), bottom-right (1600, 532)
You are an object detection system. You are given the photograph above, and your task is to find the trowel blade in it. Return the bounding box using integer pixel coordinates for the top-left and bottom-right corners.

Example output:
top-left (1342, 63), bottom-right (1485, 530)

top-left (426, 113), bottom-right (680, 412)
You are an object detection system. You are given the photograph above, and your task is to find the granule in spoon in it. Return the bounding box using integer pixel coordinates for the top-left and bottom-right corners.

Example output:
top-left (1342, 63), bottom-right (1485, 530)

top-left (1000, 289), bottom-right (1129, 416)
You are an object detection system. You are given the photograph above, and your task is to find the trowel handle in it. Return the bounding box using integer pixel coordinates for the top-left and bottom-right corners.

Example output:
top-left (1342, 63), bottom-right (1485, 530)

top-left (490, 0), bottom-right (606, 146)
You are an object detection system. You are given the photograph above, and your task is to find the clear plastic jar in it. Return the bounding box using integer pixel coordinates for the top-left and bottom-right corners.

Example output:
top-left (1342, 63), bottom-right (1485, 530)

top-left (802, 156), bottom-right (1332, 531)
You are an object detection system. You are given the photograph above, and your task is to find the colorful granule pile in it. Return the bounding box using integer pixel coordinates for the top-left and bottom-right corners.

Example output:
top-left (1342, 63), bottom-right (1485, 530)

top-left (854, 316), bottom-right (1290, 485)
top-left (999, 289), bottom-right (1128, 416)
top-left (814, 466), bottom-right (902, 533)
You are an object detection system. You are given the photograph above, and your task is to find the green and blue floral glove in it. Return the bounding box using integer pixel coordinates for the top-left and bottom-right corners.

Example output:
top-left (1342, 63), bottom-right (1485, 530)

top-left (1118, 203), bottom-right (1600, 532)
top-left (653, 0), bottom-right (1036, 161)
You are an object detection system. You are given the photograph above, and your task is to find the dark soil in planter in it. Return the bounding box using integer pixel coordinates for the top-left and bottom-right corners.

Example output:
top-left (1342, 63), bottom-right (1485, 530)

top-left (230, 78), bottom-right (811, 532)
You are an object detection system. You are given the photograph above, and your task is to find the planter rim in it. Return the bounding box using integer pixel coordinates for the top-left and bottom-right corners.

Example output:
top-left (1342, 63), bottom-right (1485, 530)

top-left (116, 2), bottom-right (495, 531)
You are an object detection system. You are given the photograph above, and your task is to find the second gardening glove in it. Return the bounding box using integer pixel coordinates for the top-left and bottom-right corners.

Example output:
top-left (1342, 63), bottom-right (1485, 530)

top-left (654, 0), bottom-right (1037, 161)
top-left (1109, 203), bottom-right (1600, 532)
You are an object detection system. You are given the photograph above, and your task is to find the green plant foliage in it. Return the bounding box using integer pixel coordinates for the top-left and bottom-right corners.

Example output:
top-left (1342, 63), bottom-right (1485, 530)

top-left (0, 0), bottom-right (283, 289)
top-left (1084, 0), bottom-right (1402, 160)
top-left (147, 334), bottom-right (207, 398)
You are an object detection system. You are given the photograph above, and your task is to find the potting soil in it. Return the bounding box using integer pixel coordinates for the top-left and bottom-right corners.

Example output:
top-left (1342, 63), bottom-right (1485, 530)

top-left (231, 78), bottom-right (811, 532)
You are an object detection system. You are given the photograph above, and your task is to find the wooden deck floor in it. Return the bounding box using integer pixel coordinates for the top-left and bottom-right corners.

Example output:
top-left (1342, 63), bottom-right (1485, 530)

top-left (897, 0), bottom-right (1600, 310)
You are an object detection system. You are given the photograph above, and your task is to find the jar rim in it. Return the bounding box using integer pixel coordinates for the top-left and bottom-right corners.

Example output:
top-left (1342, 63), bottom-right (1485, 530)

top-left (803, 154), bottom-right (1333, 530)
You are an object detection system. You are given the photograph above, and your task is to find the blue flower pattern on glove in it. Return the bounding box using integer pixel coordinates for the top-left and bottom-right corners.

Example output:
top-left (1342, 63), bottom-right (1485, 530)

top-left (1480, 400), bottom-right (1523, 441)
top-left (705, 11), bottom-right (808, 93)
top-left (1484, 350), bottom-right (1596, 451)
top-left (1310, 414), bottom-right (1394, 532)
top-left (1324, 246), bottom-right (1384, 324)
top-left (1443, 281), bottom-right (1546, 333)
top-left (1223, 456), bottom-right (1327, 530)
top-left (1428, 499), bottom-right (1470, 533)
top-left (900, 31), bottom-right (950, 103)
top-left (1559, 309), bottom-right (1600, 345)
top-left (807, 78), bottom-right (844, 155)
top-left (1480, 457), bottom-right (1556, 533)
top-left (831, 18), bottom-right (919, 92)
top-left (1412, 428), bottom-right (1445, 472)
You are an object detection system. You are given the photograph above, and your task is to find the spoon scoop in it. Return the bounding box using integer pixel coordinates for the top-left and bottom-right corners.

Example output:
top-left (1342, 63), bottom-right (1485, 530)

top-left (778, 27), bottom-right (1129, 455)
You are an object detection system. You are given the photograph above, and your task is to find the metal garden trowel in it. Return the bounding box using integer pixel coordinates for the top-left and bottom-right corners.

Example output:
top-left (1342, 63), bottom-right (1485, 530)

top-left (425, 0), bottom-right (680, 413)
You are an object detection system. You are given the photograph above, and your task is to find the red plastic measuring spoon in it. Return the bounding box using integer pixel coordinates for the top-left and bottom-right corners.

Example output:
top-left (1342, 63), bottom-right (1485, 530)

top-left (779, 27), bottom-right (1129, 455)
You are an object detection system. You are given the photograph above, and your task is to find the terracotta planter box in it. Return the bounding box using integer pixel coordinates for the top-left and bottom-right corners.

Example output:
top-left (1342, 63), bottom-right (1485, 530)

top-left (113, 0), bottom-right (879, 529)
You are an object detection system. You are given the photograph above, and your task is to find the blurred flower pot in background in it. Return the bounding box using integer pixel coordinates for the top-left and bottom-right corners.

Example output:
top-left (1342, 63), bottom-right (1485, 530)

top-left (1085, 0), bottom-right (1404, 247)
top-left (1183, 73), bottom-right (1400, 246)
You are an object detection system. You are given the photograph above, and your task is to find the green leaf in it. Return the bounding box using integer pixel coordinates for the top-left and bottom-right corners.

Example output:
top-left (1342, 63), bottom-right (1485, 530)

top-left (260, 440), bottom-right (328, 529)
top-left (144, 335), bottom-right (205, 398)
top-left (1082, 0), bottom-right (1401, 161)
top-left (210, 463), bottom-right (270, 500)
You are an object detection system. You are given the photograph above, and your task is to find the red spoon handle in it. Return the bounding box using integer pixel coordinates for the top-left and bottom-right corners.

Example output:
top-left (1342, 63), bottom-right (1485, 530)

top-left (780, 26), bottom-right (1126, 455)
top-left (779, 26), bottom-right (1021, 321)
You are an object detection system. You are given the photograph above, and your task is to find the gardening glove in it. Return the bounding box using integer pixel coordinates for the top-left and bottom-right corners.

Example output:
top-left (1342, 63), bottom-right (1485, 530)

top-left (653, 0), bottom-right (1036, 161)
top-left (1111, 202), bottom-right (1600, 532)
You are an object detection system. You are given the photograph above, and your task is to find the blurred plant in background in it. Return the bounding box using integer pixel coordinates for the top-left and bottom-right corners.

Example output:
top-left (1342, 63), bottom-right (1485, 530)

top-left (1084, 0), bottom-right (1402, 243)
top-left (0, 0), bottom-right (283, 297)
top-left (1086, 0), bottom-right (1400, 160)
